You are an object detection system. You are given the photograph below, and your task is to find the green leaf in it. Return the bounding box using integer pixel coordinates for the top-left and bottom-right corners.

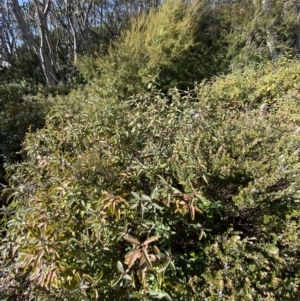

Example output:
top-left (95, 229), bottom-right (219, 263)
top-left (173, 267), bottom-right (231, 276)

top-left (82, 273), bottom-right (94, 284)
top-left (163, 291), bottom-right (172, 301)
top-left (111, 275), bottom-right (123, 287)
top-left (141, 203), bottom-right (145, 220)
top-left (171, 187), bottom-right (183, 195)
top-left (202, 174), bottom-right (208, 184)
top-left (151, 202), bottom-right (165, 210)
top-left (129, 293), bottom-right (143, 299)
top-left (130, 203), bottom-right (139, 209)
top-left (157, 175), bottom-right (168, 185)
top-left (156, 293), bottom-right (166, 299)
top-left (123, 274), bottom-right (132, 281)
top-left (142, 194), bottom-right (152, 201)
top-left (131, 191), bottom-right (141, 200)
top-left (117, 261), bottom-right (124, 273)
top-left (149, 291), bottom-right (160, 297)
top-left (199, 230), bottom-right (207, 240)
top-left (92, 288), bottom-right (99, 299)
top-left (151, 185), bottom-right (159, 199)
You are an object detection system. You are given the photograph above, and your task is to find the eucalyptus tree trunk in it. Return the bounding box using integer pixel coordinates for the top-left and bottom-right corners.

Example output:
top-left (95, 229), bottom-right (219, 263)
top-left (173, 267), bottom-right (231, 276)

top-left (0, 0), bottom-right (18, 60)
top-left (64, 0), bottom-right (95, 62)
top-left (11, 0), bottom-right (59, 85)
top-left (293, 0), bottom-right (300, 54)
top-left (262, 0), bottom-right (278, 59)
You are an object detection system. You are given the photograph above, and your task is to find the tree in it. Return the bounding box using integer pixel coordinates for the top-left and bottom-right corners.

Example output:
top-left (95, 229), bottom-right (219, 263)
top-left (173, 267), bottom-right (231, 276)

top-left (11, 0), bottom-right (59, 84)
top-left (7, 0), bottom-right (162, 84)
top-left (0, 0), bottom-right (19, 61)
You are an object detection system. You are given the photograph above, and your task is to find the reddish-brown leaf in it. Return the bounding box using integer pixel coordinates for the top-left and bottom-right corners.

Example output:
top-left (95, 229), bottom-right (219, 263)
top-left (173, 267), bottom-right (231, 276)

top-left (127, 249), bottom-right (143, 268)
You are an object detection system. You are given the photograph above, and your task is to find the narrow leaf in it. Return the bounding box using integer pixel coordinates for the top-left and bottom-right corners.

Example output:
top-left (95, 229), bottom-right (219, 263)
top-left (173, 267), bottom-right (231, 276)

top-left (124, 250), bottom-right (134, 265)
top-left (142, 248), bottom-right (153, 269)
top-left (139, 255), bottom-right (147, 270)
top-left (152, 202), bottom-right (165, 210)
top-left (129, 293), bottom-right (143, 299)
top-left (170, 260), bottom-right (176, 271)
top-left (131, 191), bottom-right (141, 200)
top-left (93, 289), bottom-right (99, 299)
top-left (149, 291), bottom-right (160, 297)
top-left (142, 194), bottom-right (152, 202)
top-left (171, 187), bottom-right (183, 195)
top-left (130, 203), bottom-right (139, 209)
top-left (123, 236), bottom-right (141, 245)
top-left (150, 185), bottom-right (159, 199)
top-left (45, 269), bottom-right (56, 289)
top-left (115, 208), bottom-right (121, 220)
top-left (194, 206), bottom-right (202, 213)
top-left (138, 266), bottom-right (147, 283)
top-left (33, 251), bottom-right (44, 270)
top-left (153, 245), bottom-right (160, 255)
top-left (157, 175), bottom-right (168, 185)
top-left (143, 235), bottom-right (161, 245)
top-left (155, 293), bottom-right (166, 299)
top-left (163, 292), bottom-right (172, 301)
top-left (190, 205), bottom-right (195, 220)
top-left (141, 203), bottom-right (145, 220)
top-left (82, 274), bottom-right (94, 284)
top-left (111, 275), bottom-right (122, 287)
top-left (199, 230), bottom-right (206, 240)
top-left (202, 174), bottom-right (208, 184)
top-left (102, 199), bottom-right (113, 210)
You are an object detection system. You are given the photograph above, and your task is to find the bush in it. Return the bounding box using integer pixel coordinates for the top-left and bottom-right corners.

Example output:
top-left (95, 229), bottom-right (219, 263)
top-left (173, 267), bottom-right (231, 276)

top-left (197, 57), bottom-right (300, 111)
top-left (0, 79), bottom-right (83, 167)
top-left (0, 80), bottom-right (78, 211)
top-left (219, 0), bottom-right (299, 66)
top-left (78, 0), bottom-right (209, 98)
top-left (0, 82), bottom-right (43, 162)
top-left (1, 60), bottom-right (300, 300)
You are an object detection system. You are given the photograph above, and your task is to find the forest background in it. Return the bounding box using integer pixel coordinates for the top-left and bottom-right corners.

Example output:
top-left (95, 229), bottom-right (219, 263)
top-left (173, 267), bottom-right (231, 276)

top-left (0, 0), bottom-right (300, 300)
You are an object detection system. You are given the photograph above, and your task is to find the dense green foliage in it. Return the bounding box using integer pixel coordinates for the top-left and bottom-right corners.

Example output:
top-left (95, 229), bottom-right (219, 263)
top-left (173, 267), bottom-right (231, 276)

top-left (78, 0), bottom-right (207, 96)
top-left (0, 81), bottom-right (76, 178)
top-left (79, 0), bottom-right (300, 97)
top-left (219, 0), bottom-right (298, 65)
top-left (1, 1), bottom-right (300, 300)
top-left (0, 82), bottom-right (43, 161)
top-left (1, 59), bottom-right (300, 300)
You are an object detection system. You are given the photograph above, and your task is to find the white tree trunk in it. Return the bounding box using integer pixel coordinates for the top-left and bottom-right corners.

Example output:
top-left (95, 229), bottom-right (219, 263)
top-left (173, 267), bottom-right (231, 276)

top-left (11, 0), bottom-right (59, 84)
top-left (262, 0), bottom-right (278, 59)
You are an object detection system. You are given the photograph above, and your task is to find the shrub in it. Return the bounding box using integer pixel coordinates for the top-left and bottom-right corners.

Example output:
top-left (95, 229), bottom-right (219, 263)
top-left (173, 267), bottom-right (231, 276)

top-left (0, 80), bottom-right (82, 168)
top-left (219, 0), bottom-right (299, 66)
top-left (78, 0), bottom-right (208, 98)
top-left (1, 60), bottom-right (300, 300)
top-left (197, 57), bottom-right (300, 111)
top-left (0, 82), bottom-right (42, 161)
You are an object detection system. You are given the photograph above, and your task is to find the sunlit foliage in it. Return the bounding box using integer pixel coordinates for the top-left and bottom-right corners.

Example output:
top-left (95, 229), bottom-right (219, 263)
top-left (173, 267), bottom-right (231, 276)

top-left (1, 59), bottom-right (300, 300)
